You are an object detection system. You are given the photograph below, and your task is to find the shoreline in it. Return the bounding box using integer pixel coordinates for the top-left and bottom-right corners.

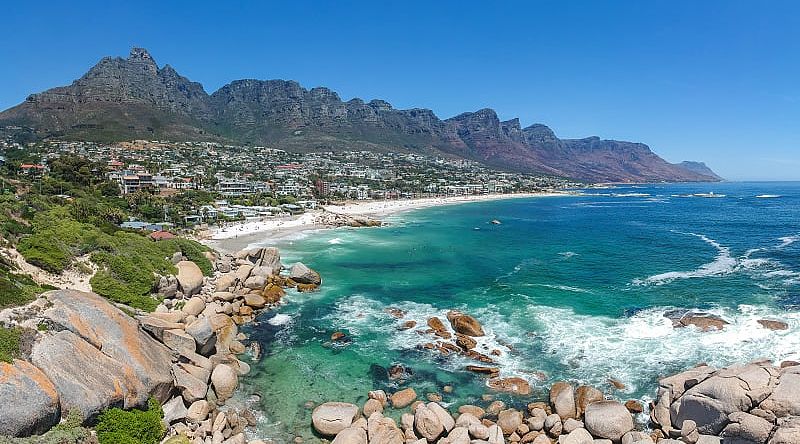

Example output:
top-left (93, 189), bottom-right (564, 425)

top-left (201, 192), bottom-right (567, 253)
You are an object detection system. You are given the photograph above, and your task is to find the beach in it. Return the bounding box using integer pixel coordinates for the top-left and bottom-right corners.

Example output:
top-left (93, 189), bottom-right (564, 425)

top-left (202, 192), bottom-right (565, 252)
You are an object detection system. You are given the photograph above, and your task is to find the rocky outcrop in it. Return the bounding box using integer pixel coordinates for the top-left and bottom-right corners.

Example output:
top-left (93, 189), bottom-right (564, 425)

top-left (0, 48), bottom-right (721, 183)
top-left (652, 360), bottom-right (800, 442)
top-left (0, 360), bottom-right (60, 437)
top-left (290, 262), bottom-right (321, 285)
top-left (312, 402), bottom-right (360, 436)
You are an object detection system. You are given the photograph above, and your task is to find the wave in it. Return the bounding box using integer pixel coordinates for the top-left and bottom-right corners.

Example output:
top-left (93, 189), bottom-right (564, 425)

top-left (327, 237), bottom-right (344, 244)
top-left (529, 304), bottom-right (800, 394)
top-left (558, 251), bottom-right (578, 259)
top-left (633, 233), bottom-right (737, 285)
top-left (525, 283), bottom-right (593, 294)
top-left (634, 232), bottom-right (800, 287)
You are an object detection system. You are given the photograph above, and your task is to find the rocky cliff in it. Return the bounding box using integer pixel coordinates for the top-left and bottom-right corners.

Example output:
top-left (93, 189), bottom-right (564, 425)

top-left (0, 48), bottom-right (721, 183)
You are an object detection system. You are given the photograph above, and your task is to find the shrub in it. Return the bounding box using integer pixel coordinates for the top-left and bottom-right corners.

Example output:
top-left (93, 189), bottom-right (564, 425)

top-left (95, 397), bottom-right (164, 444)
top-left (0, 326), bottom-right (22, 363)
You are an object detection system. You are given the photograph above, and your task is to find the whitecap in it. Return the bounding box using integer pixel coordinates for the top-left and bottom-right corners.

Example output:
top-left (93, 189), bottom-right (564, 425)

top-left (634, 233), bottom-right (737, 285)
top-left (267, 313), bottom-right (292, 326)
top-left (328, 237), bottom-right (344, 244)
top-left (558, 251), bottom-right (578, 259)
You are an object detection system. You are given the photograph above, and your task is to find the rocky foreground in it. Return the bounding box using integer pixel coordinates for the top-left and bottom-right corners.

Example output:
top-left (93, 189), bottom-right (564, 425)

top-left (312, 358), bottom-right (800, 444)
top-left (0, 245), bottom-right (319, 443)
top-left (1, 243), bottom-right (798, 444)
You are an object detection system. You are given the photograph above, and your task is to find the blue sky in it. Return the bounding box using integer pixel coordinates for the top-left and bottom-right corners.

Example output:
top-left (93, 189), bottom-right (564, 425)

top-left (3, 1), bottom-right (798, 180)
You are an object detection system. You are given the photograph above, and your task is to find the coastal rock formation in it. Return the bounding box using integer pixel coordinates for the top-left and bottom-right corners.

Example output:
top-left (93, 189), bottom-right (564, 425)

top-left (0, 48), bottom-right (722, 183)
top-left (652, 360), bottom-right (800, 441)
top-left (290, 262), bottom-right (321, 285)
top-left (0, 360), bottom-right (60, 436)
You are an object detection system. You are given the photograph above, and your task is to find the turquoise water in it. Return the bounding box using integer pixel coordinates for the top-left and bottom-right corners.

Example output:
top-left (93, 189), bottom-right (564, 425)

top-left (238, 183), bottom-right (800, 441)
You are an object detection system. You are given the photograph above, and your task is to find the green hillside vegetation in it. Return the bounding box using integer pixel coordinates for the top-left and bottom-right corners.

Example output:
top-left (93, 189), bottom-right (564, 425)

top-left (0, 153), bottom-right (213, 312)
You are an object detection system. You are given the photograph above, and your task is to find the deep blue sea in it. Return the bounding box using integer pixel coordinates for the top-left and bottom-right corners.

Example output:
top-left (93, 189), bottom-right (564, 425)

top-left (238, 182), bottom-right (800, 441)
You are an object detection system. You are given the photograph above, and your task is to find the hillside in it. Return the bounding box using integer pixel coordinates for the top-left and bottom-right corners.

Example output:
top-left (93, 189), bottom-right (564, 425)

top-left (0, 48), bottom-right (721, 183)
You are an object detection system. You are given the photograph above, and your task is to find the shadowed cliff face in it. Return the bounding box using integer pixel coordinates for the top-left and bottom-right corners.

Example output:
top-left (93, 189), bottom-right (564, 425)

top-left (0, 48), bottom-right (720, 183)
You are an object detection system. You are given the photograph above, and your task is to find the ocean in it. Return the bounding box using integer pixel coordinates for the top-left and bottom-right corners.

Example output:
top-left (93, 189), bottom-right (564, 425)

top-left (237, 182), bottom-right (800, 441)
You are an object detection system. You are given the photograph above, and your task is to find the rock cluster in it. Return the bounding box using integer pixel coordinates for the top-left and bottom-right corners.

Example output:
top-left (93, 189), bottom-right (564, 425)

top-left (651, 360), bottom-right (800, 444)
top-left (391, 308), bottom-right (530, 396)
top-left (150, 246), bottom-right (320, 443)
top-left (316, 212), bottom-right (382, 228)
top-left (313, 382), bottom-right (645, 444)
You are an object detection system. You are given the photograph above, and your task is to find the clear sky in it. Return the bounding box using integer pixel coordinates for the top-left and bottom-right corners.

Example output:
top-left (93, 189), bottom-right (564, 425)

top-left (3, 1), bottom-right (798, 180)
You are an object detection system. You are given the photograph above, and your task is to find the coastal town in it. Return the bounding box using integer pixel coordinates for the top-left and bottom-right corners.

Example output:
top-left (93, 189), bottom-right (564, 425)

top-left (0, 136), bottom-right (577, 231)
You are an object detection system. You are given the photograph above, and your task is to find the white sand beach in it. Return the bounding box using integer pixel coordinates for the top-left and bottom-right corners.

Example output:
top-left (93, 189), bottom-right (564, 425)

top-left (202, 192), bottom-right (566, 252)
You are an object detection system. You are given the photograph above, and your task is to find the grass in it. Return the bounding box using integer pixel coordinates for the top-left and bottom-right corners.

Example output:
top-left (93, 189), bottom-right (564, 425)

top-left (95, 397), bottom-right (164, 444)
top-left (0, 326), bottom-right (22, 363)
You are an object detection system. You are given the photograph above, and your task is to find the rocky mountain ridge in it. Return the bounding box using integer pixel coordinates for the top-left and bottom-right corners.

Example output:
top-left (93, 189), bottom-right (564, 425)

top-left (0, 48), bottom-right (721, 183)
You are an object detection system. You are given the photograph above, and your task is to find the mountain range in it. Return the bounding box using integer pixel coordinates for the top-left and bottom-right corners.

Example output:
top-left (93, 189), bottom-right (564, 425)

top-left (0, 48), bottom-right (721, 182)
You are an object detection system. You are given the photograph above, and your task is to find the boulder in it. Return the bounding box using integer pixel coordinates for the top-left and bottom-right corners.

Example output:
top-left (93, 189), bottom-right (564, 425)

top-left (757, 319), bottom-right (788, 331)
top-left (447, 311), bottom-right (485, 336)
top-left (721, 411), bottom-right (773, 444)
top-left (760, 372), bottom-right (800, 417)
top-left (244, 293), bottom-right (267, 309)
top-left (415, 404), bottom-right (445, 441)
top-left (332, 426), bottom-right (368, 444)
top-left (550, 382), bottom-right (577, 419)
top-left (138, 315), bottom-right (184, 341)
top-left (211, 363), bottom-right (238, 402)
top-left (487, 424), bottom-right (504, 444)
top-left (488, 377), bottom-right (531, 396)
top-left (0, 360), bottom-right (60, 437)
top-left (364, 398), bottom-right (384, 417)
top-left (369, 389), bottom-right (389, 406)
top-left (391, 387), bottom-right (417, 408)
top-left (368, 412), bottom-right (404, 444)
top-left (459, 405), bottom-right (486, 418)
top-left (562, 418), bottom-right (583, 434)
top-left (176, 261), bottom-right (204, 296)
top-left (672, 312), bottom-right (729, 331)
top-left (163, 328), bottom-right (197, 356)
top-left (185, 317), bottom-right (216, 355)
top-left (680, 419), bottom-right (699, 444)
top-left (290, 262), bottom-right (321, 285)
top-left (244, 275), bottom-right (266, 290)
top-left (561, 428), bottom-right (593, 444)
top-left (455, 333), bottom-right (477, 350)
top-left (673, 374), bottom-right (756, 434)
top-left (260, 247), bottom-right (283, 274)
top-left (428, 402), bottom-right (455, 432)
top-left (545, 413), bottom-right (562, 437)
top-left (186, 399), bottom-right (210, 423)
top-left (770, 416), bottom-right (800, 444)
top-left (172, 364), bottom-right (207, 402)
top-left (498, 409), bottom-right (523, 435)
top-left (446, 426), bottom-right (471, 444)
top-left (162, 396), bottom-right (188, 424)
top-left (583, 401), bottom-right (634, 442)
top-left (32, 290), bottom-right (173, 418)
top-left (312, 402), bottom-right (359, 436)
top-left (182, 296), bottom-right (206, 316)
top-left (215, 274), bottom-right (237, 292)
top-left (621, 431), bottom-right (652, 444)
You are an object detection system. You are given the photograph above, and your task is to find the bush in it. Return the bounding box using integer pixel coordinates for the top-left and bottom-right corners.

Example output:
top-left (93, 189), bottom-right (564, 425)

top-left (95, 397), bottom-right (164, 444)
top-left (0, 326), bottom-right (22, 363)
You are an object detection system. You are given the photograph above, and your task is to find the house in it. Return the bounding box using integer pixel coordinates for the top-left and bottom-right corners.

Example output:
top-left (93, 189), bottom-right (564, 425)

top-left (149, 230), bottom-right (176, 241)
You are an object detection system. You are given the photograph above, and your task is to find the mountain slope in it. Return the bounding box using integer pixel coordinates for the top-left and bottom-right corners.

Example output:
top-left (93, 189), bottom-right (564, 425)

top-left (0, 48), bottom-right (720, 182)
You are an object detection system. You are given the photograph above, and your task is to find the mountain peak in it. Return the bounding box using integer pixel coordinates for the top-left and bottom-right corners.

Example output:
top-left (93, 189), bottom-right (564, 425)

top-left (129, 47), bottom-right (155, 63)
